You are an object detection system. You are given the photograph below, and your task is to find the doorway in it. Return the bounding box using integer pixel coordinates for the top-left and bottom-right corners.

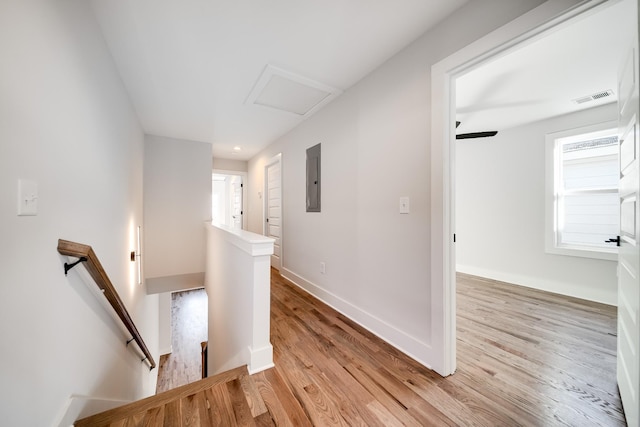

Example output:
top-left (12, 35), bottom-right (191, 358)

top-left (433, 2), bottom-right (636, 421)
top-left (264, 154), bottom-right (282, 271)
top-left (212, 171), bottom-right (246, 230)
top-left (430, 0), bottom-right (624, 376)
top-left (454, 0), bottom-right (625, 299)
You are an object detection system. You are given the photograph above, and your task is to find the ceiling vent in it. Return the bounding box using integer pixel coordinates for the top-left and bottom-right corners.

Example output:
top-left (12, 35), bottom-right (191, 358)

top-left (572, 89), bottom-right (614, 105)
top-left (246, 65), bottom-right (342, 117)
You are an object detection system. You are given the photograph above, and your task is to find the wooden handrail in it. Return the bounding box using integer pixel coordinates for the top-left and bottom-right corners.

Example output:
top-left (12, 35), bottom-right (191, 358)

top-left (57, 239), bottom-right (156, 370)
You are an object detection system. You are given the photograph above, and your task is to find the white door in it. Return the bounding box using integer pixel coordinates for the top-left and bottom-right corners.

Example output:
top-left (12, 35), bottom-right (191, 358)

top-left (266, 158), bottom-right (282, 270)
top-left (212, 173), bottom-right (245, 229)
top-left (230, 176), bottom-right (243, 230)
top-left (617, 7), bottom-right (639, 425)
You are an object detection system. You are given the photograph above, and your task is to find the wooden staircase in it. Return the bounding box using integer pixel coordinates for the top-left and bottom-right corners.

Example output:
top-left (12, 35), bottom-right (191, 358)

top-left (75, 365), bottom-right (272, 426)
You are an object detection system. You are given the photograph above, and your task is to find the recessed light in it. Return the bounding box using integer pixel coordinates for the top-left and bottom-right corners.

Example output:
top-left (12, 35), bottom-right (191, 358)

top-left (233, 146), bottom-right (242, 152)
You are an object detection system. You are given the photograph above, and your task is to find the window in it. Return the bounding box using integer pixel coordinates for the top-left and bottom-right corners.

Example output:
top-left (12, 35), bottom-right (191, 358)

top-left (545, 122), bottom-right (619, 260)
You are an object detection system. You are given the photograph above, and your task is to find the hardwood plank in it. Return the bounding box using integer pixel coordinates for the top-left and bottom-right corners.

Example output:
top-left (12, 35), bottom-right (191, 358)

top-left (253, 367), bottom-right (312, 427)
top-left (206, 383), bottom-right (237, 427)
top-left (271, 270), bottom-right (624, 426)
top-left (162, 399), bottom-right (181, 427)
top-left (227, 378), bottom-right (257, 426)
top-left (300, 381), bottom-right (350, 426)
top-left (142, 406), bottom-right (164, 427)
top-left (156, 288), bottom-right (208, 393)
top-left (76, 366), bottom-right (247, 427)
top-left (123, 411), bottom-right (145, 427)
top-left (191, 385), bottom-right (223, 426)
top-left (180, 392), bottom-right (201, 426)
top-left (343, 363), bottom-right (423, 427)
top-left (301, 354), bottom-right (386, 426)
top-left (79, 270), bottom-right (624, 426)
top-left (455, 274), bottom-right (624, 425)
top-left (254, 411), bottom-right (276, 426)
top-left (365, 400), bottom-right (405, 427)
top-left (238, 370), bottom-right (269, 418)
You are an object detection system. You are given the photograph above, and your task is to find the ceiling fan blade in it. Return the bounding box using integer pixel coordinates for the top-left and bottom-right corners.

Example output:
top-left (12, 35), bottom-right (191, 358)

top-left (455, 131), bottom-right (498, 140)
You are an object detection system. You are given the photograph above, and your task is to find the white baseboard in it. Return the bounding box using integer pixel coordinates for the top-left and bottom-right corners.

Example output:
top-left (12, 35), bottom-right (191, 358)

top-left (159, 345), bottom-right (173, 356)
top-left (247, 344), bottom-right (274, 375)
top-left (456, 264), bottom-right (617, 306)
top-left (280, 268), bottom-right (433, 370)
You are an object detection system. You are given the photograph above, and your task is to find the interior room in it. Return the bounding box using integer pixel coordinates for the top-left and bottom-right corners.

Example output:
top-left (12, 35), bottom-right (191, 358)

top-left (1, 0), bottom-right (637, 425)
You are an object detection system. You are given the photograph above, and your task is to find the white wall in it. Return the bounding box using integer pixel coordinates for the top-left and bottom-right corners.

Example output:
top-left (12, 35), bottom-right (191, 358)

top-left (247, 0), bottom-right (549, 370)
top-left (456, 104), bottom-right (618, 305)
top-left (144, 136), bottom-right (211, 354)
top-left (0, 1), bottom-right (159, 425)
top-left (143, 135), bottom-right (212, 280)
top-left (212, 158), bottom-right (248, 172)
top-left (158, 293), bottom-right (172, 355)
top-left (212, 179), bottom-right (228, 224)
top-left (205, 224), bottom-right (274, 375)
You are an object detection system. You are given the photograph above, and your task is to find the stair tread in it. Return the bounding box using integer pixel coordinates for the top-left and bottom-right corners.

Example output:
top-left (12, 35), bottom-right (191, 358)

top-left (75, 365), bottom-right (250, 427)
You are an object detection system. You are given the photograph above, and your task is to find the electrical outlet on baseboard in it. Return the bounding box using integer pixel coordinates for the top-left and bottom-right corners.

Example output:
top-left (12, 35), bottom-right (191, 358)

top-left (320, 262), bottom-right (326, 274)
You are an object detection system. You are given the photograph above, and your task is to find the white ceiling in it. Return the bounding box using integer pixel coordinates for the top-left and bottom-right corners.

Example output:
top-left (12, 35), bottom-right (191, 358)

top-left (455, 1), bottom-right (632, 137)
top-left (90, 0), bottom-right (468, 160)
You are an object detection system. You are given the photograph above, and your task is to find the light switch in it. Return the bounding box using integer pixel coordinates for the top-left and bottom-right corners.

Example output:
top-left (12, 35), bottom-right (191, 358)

top-left (399, 196), bottom-right (410, 214)
top-left (18, 179), bottom-right (38, 216)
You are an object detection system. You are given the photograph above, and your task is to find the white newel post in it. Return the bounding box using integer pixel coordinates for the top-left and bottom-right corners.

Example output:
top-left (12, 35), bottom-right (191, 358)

top-left (205, 222), bottom-right (275, 375)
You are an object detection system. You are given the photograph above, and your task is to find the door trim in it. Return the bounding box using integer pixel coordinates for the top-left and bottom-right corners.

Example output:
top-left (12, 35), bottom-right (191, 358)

top-left (264, 153), bottom-right (283, 269)
top-left (430, 0), bottom-right (615, 376)
top-left (213, 169), bottom-right (248, 230)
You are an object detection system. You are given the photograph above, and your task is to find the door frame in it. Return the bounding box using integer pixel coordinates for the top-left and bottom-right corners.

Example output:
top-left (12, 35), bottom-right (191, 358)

top-left (264, 153), bottom-right (283, 269)
top-left (213, 169), bottom-right (248, 230)
top-left (430, 0), bottom-right (616, 376)
top-left (616, 5), bottom-right (640, 423)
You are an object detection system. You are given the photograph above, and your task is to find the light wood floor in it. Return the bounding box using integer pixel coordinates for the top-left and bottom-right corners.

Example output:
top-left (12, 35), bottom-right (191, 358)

top-left (156, 288), bottom-right (208, 393)
top-left (81, 270), bottom-right (625, 426)
top-left (454, 273), bottom-right (624, 425)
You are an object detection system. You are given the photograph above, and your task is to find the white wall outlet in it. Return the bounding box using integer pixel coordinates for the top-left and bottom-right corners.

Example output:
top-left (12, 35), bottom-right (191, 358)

top-left (399, 196), bottom-right (410, 214)
top-left (17, 179), bottom-right (38, 216)
top-left (320, 262), bottom-right (326, 274)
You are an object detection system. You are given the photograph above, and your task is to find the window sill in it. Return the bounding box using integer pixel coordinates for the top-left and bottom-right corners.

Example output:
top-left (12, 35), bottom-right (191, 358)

top-left (546, 245), bottom-right (618, 261)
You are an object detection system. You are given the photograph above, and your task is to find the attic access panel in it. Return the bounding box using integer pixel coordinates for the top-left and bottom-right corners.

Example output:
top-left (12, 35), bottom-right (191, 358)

top-left (306, 143), bottom-right (321, 212)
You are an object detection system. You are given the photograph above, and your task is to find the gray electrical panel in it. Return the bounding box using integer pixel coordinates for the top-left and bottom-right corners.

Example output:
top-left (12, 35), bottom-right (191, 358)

top-left (306, 143), bottom-right (321, 212)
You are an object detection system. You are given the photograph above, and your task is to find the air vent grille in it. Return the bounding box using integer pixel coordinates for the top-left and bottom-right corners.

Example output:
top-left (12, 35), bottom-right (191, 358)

top-left (574, 96), bottom-right (594, 104)
top-left (591, 90), bottom-right (612, 99)
top-left (573, 90), bottom-right (614, 105)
